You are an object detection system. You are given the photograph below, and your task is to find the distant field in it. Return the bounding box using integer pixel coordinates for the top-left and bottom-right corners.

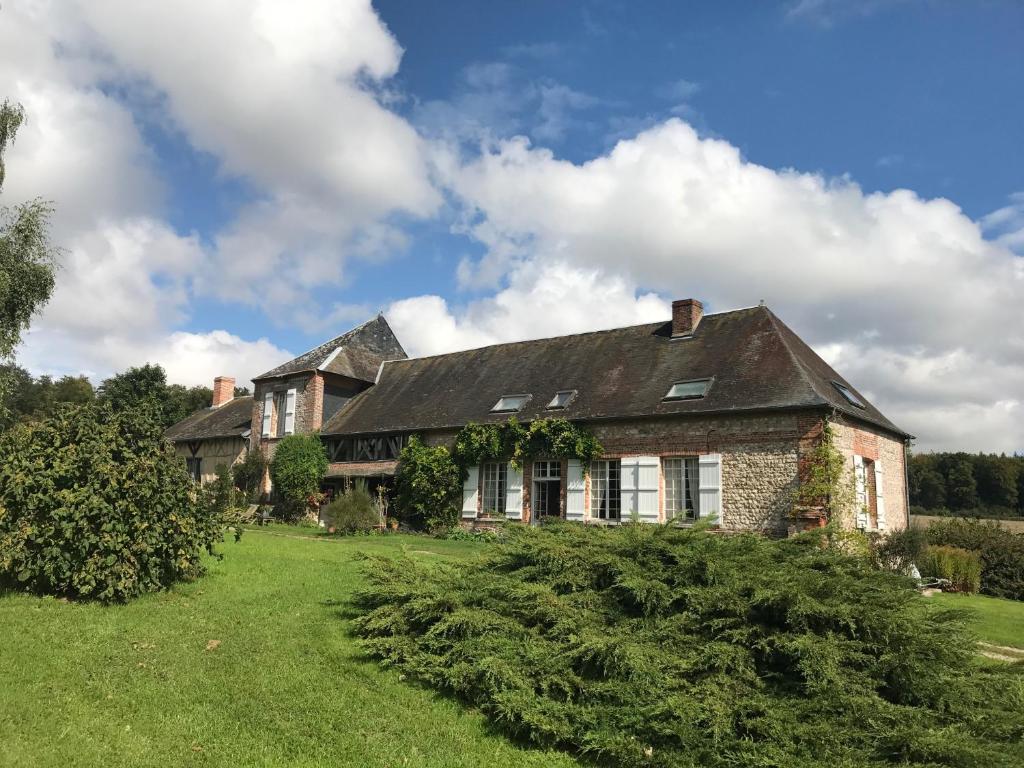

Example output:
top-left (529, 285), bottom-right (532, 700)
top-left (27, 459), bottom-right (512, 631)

top-left (911, 514), bottom-right (1024, 534)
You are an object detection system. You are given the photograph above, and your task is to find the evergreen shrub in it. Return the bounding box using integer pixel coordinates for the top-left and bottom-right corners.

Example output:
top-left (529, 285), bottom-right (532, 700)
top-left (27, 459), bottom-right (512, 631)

top-left (354, 522), bottom-right (1024, 768)
top-left (0, 404), bottom-right (226, 602)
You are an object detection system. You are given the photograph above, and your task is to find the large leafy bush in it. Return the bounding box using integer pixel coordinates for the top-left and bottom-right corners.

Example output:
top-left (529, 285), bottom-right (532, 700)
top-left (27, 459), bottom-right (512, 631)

top-left (0, 404), bottom-right (225, 602)
top-left (354, 523), bottom-right (1024, 768)
top-left (269, 433), bottom-right (328, 521)
top-left (925, 517), bottom-right (1024, 600)
top-left (394, 436), bottom-right (461, 531)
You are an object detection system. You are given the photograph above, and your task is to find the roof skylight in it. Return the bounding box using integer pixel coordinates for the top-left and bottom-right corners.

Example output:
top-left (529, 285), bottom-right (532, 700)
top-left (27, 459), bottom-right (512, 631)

top-left (546, 390), bottom-right (577, 409)
top-left (663, 378), bottom-right (712, 401)
top-left (832, 381), bottom-right (866, 409)
top-left (491, 394), bottom-right (531, 413)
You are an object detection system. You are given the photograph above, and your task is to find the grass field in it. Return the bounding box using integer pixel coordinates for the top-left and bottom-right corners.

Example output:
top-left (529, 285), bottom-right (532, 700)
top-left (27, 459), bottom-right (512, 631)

top-left (926, 591), bottom-right (1024, 650)
top-left (0, 529), bottom-right (581, 768)
top-left (2, 529), bottom-right (1022, 767)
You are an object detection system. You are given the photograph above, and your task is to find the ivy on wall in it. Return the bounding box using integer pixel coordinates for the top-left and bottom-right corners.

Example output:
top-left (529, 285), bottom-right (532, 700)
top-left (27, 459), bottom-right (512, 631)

top-left (793, 419), bottom-right (855, 523)
top-left (453, 417), bottom-right (603, 472)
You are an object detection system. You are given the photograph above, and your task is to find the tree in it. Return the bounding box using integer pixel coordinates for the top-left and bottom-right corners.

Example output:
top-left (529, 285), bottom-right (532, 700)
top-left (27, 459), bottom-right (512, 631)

top-left (269, 434), bottom-right (328, 521)
top-left (0, 101), bottom-right (58, 421)
top-left (98, 362), bottom-right (250, 429)
top-left (975, 454), bottom-right (1019, 510)
top-left (946, 456), bottom-right (979, 510)
top-left (915, 467), bottom-right (947, 509)
top-left (97, 363), bottom-right (168, 411)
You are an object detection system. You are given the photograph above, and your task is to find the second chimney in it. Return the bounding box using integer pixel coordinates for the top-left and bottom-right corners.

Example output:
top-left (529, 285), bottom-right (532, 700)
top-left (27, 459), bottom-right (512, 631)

top-left (212, 376), bottom-right (235, 408)
top-left (671, 298), bottom-right (703, 337)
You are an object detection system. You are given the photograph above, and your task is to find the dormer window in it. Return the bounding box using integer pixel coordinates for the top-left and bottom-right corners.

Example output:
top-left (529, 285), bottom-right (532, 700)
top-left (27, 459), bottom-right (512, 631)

top-left (546, 390), bottom-right (577, 409)
top-left (664, 378), bottom-right (711, 401)
top-left (491, 394), bottom-right (531, 413)
top-left (833, 381), bottom-right (866, 409)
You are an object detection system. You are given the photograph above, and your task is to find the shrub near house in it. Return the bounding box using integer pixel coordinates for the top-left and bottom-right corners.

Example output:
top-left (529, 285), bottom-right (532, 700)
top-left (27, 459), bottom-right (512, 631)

top-left (355, 522), bottom-right (1024, 768)
top-left (0, 404), bottom-right (226, 602)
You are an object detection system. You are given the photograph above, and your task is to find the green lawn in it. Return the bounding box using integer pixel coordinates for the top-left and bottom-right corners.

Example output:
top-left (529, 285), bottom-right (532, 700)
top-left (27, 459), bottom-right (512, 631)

top-left (3, 531), bottom-right (1022, 768)
top-left (926, 591), bottom-right (1024, 650)
top-left (0, 530), bottom-right (581, 768)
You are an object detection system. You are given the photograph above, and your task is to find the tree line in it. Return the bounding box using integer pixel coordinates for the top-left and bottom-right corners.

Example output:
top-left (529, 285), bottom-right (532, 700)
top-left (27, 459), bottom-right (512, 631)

top-left (0, 361), bottom-right (248, 431)
top-left (909, 452), bottom-right (1024, 517)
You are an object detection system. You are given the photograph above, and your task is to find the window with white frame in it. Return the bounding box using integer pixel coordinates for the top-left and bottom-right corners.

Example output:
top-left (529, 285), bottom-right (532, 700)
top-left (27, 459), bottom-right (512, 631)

top-left (491, 394), bottom-right (531, 413)
top-left (664, 457), bottom-right (700, 521)
top-left (590, 459), bottom-right (621, 520)
top-left (481, 462), bottom-right (507, 516)
top-left (274, 391), bottom-right (288, 436)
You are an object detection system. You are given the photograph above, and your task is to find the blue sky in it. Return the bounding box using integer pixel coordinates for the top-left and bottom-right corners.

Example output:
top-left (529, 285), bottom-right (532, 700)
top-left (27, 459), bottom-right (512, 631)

top-left (1, 0), bottom-right (1022, 451)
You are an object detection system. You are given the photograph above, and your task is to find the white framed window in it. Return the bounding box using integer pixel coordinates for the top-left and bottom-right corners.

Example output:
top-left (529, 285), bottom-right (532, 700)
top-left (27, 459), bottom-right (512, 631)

top-left (546, 390), bottom-right (576, 409)
top-left (664, 457), bottom-right (700, 521)
top-left (663, 378), bottom-right (712, 401)
top-left (590, 459), bottom-right (620, 520)
top-left (491, 394), bottom-right (531, 413)
top-left (274, 391), bottom-right (288, 436)
top-left (481, 462), bottom-right (507, 516)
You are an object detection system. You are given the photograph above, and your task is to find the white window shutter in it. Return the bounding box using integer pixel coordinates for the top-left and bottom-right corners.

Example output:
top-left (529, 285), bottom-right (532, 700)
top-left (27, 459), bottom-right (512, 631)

top-left (462, 465), bottom-right (479, 518)
top-left (853, 455), bottom-right (868, 529)
top-left (284, 388), bottom-right (296, 434)
top-left (620, 457), bottom-right (639, 521)
top-left (619, 457), bottom-right (659, 524)
top-left (874, 460), bottom-right (886, 530)
top-left (505, 463), bottom-right (523, 520)
top-left (636, 456), bottom-right (660, 523)
top-left (261, 391), bottom-right (273, 437)
top-left (698, 453), bottom-right (722, 524)
top-left (566, 459), bottom-right (585, 521)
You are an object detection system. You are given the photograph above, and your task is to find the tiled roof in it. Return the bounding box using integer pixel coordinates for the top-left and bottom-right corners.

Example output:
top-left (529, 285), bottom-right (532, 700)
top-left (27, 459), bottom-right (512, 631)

top-left (321, 306), bottom-right (908, 438)
top-left (253, 314), bottom-right (407, 382)
top-left (164, 396), bottom-right (254, 442)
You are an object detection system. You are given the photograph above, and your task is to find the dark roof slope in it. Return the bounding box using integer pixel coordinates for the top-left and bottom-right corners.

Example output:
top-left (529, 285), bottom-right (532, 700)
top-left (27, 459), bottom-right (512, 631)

top-left (165, 396), bottom-right (254, 442)
top-left (322, 306), bottom-right (908, 438)
top-left (254, 314), bottom-right (407, 382)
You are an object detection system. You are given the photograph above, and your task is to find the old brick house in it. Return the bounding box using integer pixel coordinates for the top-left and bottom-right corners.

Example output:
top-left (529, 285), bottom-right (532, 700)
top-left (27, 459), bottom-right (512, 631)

top-left (167, 299), bottom-right (910, 534)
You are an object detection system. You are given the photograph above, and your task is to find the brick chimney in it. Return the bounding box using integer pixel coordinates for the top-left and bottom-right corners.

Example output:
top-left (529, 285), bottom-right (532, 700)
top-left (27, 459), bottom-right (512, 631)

top-left (671, 298), bottom-right (703, 337)
top-left (212, 376), bottom-right (235, 408)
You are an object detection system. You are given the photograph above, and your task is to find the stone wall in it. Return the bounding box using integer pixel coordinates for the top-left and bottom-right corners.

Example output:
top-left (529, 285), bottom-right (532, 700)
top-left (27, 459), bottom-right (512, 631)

top-left (423, 411), bottom-right (815, 534)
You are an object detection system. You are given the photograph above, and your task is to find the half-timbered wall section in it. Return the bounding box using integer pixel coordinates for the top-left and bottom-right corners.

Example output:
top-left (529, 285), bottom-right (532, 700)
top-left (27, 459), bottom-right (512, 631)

top-left (323, 433), bottom-right (409, 463)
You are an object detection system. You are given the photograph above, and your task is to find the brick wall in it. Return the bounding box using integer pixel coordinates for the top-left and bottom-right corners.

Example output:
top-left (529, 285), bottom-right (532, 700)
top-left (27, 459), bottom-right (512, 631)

top-left (831, 417), bottom-right (909, 532)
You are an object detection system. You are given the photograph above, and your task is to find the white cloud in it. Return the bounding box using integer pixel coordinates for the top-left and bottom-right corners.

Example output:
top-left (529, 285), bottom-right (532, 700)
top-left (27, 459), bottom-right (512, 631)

top-left (427, 120), bottom-right (1024, 451)
top-left (388, 262), bottom-right (667, 358)
top-left (2, 0), bottom-right (433, 385)
top-left (981, 192), bottom-right (1024, 255)
top-left (70, 0), bottom-right (439, 310)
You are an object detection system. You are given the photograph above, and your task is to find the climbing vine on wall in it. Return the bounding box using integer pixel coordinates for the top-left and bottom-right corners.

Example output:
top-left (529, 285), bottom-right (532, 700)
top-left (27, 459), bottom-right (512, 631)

top-left (453, 417), bottom-right (603, 472)
top-left (793, 419), bottom-right (855, 523)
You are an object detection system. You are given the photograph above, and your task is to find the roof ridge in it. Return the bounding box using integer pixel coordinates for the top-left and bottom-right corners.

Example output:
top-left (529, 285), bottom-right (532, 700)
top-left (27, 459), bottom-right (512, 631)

top-left (378, 305), bottom-right (764, 366)
top-left (762, 307), bottom-right (831, 408)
